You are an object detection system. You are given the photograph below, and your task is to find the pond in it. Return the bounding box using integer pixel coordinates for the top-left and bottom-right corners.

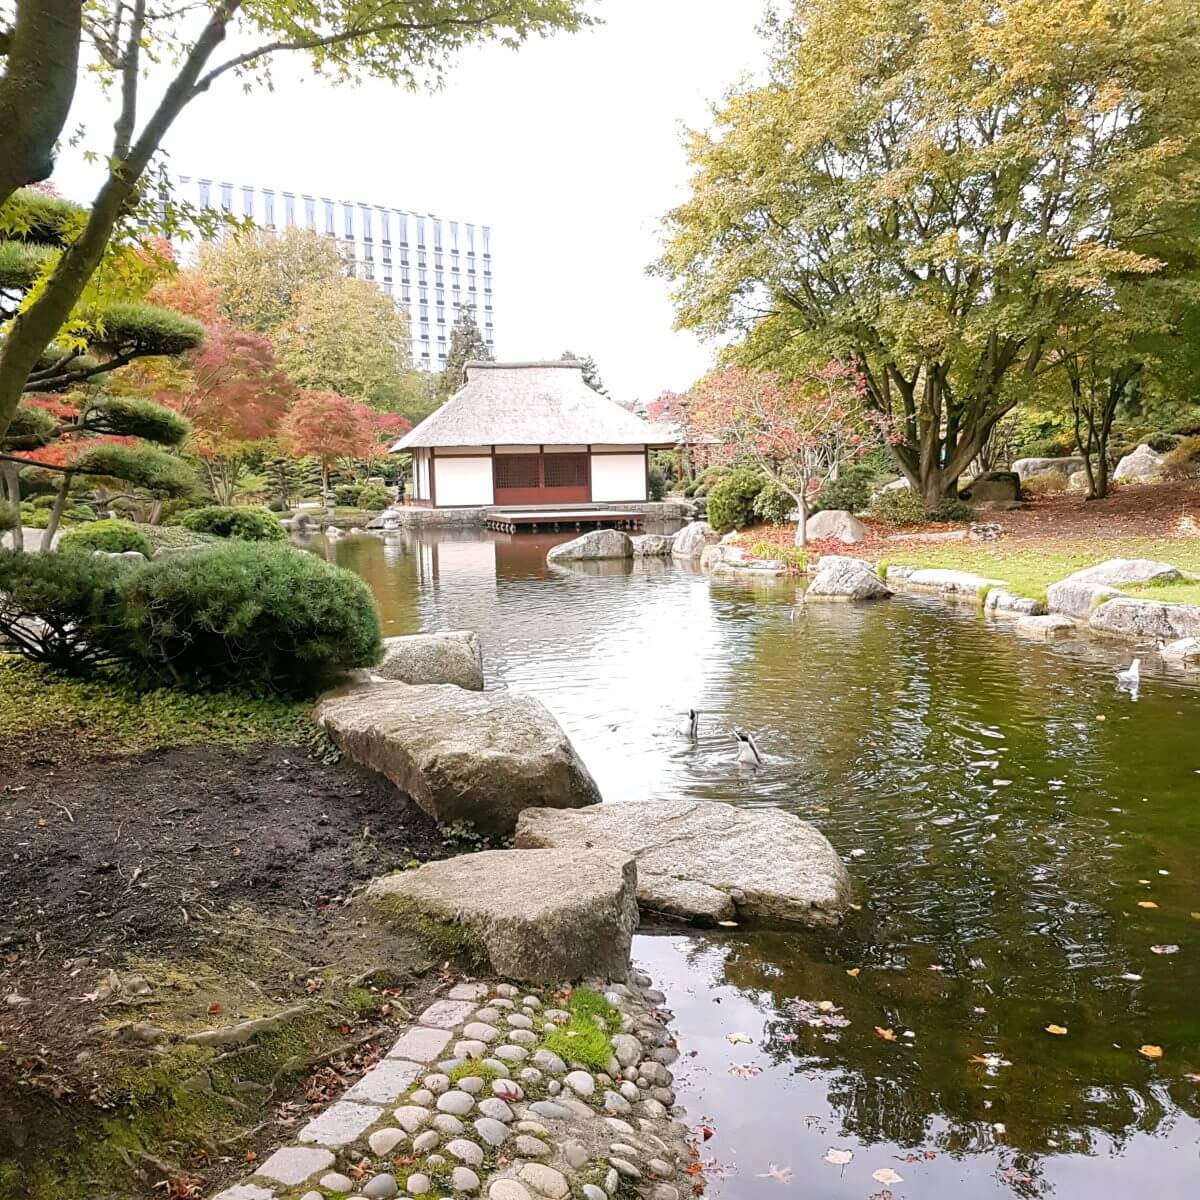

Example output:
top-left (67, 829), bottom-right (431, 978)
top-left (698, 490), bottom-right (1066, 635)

top-left (309, 528), bottom-right (1200, 1199)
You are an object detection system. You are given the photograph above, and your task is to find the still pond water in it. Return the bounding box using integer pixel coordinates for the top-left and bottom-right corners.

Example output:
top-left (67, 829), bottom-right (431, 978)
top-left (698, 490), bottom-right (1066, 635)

top-left (310, 528), bottom-right (1200, 1199)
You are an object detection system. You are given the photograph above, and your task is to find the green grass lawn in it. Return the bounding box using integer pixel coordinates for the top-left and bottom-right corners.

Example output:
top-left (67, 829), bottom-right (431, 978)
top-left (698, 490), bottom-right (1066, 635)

top-left (883, 537), bottom-right (1200, 604)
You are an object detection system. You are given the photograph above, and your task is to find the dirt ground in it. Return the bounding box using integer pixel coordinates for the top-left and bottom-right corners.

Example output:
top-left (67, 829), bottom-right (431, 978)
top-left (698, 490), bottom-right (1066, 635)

top-left (0, 734), bottom-right (464, 1199)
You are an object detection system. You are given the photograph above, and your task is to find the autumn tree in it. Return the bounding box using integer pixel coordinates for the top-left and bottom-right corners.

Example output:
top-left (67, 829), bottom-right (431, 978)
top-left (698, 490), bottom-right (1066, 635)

top-left (162, 325), bottom-right (295, 504)
top-left (273, 276), bottom-right (420, 414)
top-left (282, 391), bottom-right (374, 498)
top-left (560, 348), bottom-right (608, 396)
top-left (657, 0), bottom-right (1200, 507)
top-left (689, 365), bottom-right (875, 546)
top-left (435, 308), bottom-right (492, 402)
top-left (197, 228), bottom-right (346, 334)
top-left (0, 1), bottom-right (591, 448)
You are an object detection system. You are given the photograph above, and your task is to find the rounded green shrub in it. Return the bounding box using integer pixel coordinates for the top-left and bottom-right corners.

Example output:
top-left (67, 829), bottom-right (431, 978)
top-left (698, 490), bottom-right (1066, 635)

top-left (928, 497), bottom-right (977, 523)
top-left (114, 542), bottom-right (382, 692)
top-left (706, 469), bottom-right (766, 533)
top-left (647, 466), bottom-right (666, 501)
top-left (333, 483), bottom-right (363, 507)
top-left (0, 549), bottom-right (131, 670)
top-left (752, 481), bottom-right (795, 524)
top-left (59, 519), bottom-right (151, 557)
top-left (357, 485), bottom-right (390, 511)
top-left (179, 505), bottom-right (286, 542)
top-left (870, 485), bottom-right (926, 527)
top-left (813, 466), bottom-right (874, 515)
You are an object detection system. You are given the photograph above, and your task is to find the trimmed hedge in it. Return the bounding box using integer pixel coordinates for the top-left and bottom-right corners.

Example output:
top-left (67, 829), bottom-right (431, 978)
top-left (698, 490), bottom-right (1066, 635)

top-left (59, 519), bottom-right (151, 557)
top-left (114, 542), bottom-right (381, 691)
top-left (0, 550), bottom-right (130, 670)
top-left (870, 486), bottom-right (926, 527)
top-left (179, 505), bottom-right (286, 542)
top-left (752, 481), bottom-right (794, 524)
top-left (706, 469), bottom-right (766, 533)
top-left (813, 466), bottom-right (874, 515)
top-left (357, 485), bottom-right (390, 511)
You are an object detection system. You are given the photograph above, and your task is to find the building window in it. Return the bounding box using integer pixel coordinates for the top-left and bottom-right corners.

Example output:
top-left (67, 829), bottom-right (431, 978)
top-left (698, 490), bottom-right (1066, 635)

top-left (283, 192), bottom-right (295, 225)
top-left (198, 179), bottom-right (212, 207)
top-left (382, 247), bottom-right (391, 265)
top-left (399, 213), bottom-right (408, 245)
top-left (324, 199), bottom-right (335, 234)
top-left (482, 226), bottom-right (491, 256)
top-left (420, 304), bottom-right (429, 322)
top-left (381, 212), bottom-right (390, 244)
top-left (361, 206), bottom-right (372, 242)
top-left (364, 260), bottom-right (374, 280)
top-left (263, 190), bottom-right (275, 226)
top-left (433, 220), bottom-right (442, 249)
top-left (543, 453), bottom-right (588, 489)
top-left (416, 216), bottom-right (426, 246)
top-left (466, 224), bottom-right (475, 252)
top-left (241, 186), bottom-right (254, 217)
top-left (495, 455), bottom-right (539, 491)
top-left (304, 195), bottom-right (316, 227)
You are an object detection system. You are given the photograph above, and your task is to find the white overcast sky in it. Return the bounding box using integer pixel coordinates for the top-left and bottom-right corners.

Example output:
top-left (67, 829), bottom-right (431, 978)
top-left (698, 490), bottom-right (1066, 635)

top-left (55, 1), bottom-right (768, 405)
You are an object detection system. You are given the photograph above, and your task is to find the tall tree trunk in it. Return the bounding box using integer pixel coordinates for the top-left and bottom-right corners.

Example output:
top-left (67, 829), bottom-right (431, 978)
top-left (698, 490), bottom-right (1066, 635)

top-left (0, 0), bottom-right (82, 210)
top-left (148, 497), bottom-right (163, 524)
top-left (1, 461), bottom-right (24, 550)
top-left (40, 469), bottom-right (71, 549)
top-left (793, 494), bottom-right (809, 547)
top-left (0, 4), bottom-right (234, 445)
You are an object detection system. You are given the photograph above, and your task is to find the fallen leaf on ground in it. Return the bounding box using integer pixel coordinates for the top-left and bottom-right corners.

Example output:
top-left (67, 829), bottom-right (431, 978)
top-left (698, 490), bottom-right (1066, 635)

top-left (872, 1168), bottom-right (903, 1185)
top-left (846, 968), bottom-right (861, 978)
top-left (206, 1003), bottom-right (223, 1015)
top-left (874, 1026), bottom-right (897, 1042)
top-left (755, 1163), bottom-right (793, 1183)
top-left (1151, 944), bottom-right (1179, 955)
top-left (1045, 1024), bottom-right (1068, 1036)
top-left (1139, 1044), bottom-right (1164, 1059)
top-left (823, 1148), bottom-right (853, 1166)
top-left (1137, 900), bottom-right (1158, 909)
top-left (726, 1031), bottom-right (753, 1045)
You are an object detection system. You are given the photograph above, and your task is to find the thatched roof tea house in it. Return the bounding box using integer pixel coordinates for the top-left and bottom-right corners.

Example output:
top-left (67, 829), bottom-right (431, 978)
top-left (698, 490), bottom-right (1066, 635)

top-left (391, 360), bottom-right (672, 508)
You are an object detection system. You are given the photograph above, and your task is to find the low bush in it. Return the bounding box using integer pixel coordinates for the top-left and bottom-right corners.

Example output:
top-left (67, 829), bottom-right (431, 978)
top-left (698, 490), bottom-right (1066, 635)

top-left (1022, 470), bottom-right (1069, 496)
top-left (179, 505), bottom-right (286, 542)
top-left (870, 486), bottom-right (926, 527)
top-left (357, 485), bottom-right (390, 511)
top-left (647, 465), bottom-right (666, 501)
top-left (750, 541), bottom-right (807, 570)
top-left (752, 481), bottom-right (795, 525)
top-left (706, 469), bottom-right (766, 533)
top-left (0, 550), bottom-right (130, 670)
top-left (59, 519), bottom-right (151, 557)
top-left (1160, 436), bottom-right (1200, 480)
top-left (813, 466), bottom-right (874, 515)
top-left (927, 497), bottom-right (976, 524)
top-left (333, 483), bottom-right (362, 507)
top-left (114, 542), bottom-right (382, 692)
top-left (0, 501), bottom-right (16, 533)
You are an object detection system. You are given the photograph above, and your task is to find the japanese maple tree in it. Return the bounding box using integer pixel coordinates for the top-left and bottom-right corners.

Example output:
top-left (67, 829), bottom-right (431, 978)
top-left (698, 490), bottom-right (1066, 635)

top-left (282, 391), bottom-right (374, 497)
top-left (688, 364), bottom-right (875, 546)
top-left (161, 325), bottom-right (294, 504)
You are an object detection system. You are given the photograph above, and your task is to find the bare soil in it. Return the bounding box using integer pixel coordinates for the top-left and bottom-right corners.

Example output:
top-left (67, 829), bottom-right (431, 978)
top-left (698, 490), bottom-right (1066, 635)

top-left (0, 734), bottom-right (464, 1199)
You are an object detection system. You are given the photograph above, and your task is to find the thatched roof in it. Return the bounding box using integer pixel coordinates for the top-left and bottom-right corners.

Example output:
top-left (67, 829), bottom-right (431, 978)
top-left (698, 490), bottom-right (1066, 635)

top-left (391, 361), bottom-right (672, 451)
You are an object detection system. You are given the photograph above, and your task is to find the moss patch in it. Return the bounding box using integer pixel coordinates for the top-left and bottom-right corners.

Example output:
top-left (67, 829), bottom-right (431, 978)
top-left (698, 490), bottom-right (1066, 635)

top-left (0, 654), bottom-right (316, 752)
top-left (367, 895), bottom-right (489, 973)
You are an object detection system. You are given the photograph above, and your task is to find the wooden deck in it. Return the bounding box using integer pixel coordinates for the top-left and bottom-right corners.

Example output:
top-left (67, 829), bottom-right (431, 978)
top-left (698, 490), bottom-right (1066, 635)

top-left (484, 508), bottom-right (644, 534)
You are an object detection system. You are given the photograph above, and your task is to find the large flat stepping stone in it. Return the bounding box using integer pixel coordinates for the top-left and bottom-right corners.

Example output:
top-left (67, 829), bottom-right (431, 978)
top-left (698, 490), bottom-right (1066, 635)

top-left (362, 848), bottom-right (638, 982)
top-left (315, 682), bottom-right (600, 835)
top-left (515, 800), bottom-right (850, 926)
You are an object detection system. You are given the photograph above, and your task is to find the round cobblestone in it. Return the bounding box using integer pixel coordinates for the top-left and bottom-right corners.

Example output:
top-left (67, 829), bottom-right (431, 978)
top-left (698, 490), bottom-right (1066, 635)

top-left (406, 1172), bottom-right (432, 1196)
top-left (517, 1163), bottom-right (570, 1199)
top-left (437, 1090), bottom-right (476, 1116)
top-left (494, 1044), bottom-right (528, 1062)
top-left (424, 1073), bottom-right (451, 1094)
top-left (513, 1135), bottom-right (551, 1158)
top-left (445, 1139), bottom-right (484, 1167)
top-left (609, 1157), bottom-right (641, 1180)
top-left (507, 1029), bottom-right (537, 1045)
top-left (454, 1040), bottom-right (488, 1059)
top-left (506, 1013), bottom-right (533, 1029)
top-left (369, 1128), bottom-right (406, 1156)
top-left (474, 1116), bottom-right (509, 1146)
top-left (463, 1022), bottom-right (499, 1042)
top-left (477, 1096), bottom-right (514, 1122)
top-left (452, 1166), bottom-right (481, 1193)
top-left (411, 1088), bottom-right (436, 1107)
top-left (363, 1173), bottom-right (399, 1198)
top-left (564, 1070), bottom-right (595, 1097)
top-left (562, 1140), bottom-right (589, 1169)
top-left (488, 1182), bottom-right (531, 1200)
top-left (433, 1114), bottom-right (464, 1135)
top-left (458, 1075), bottom-right (485, 1095)
top-left (413, 1129), bottom-right (440, 1155)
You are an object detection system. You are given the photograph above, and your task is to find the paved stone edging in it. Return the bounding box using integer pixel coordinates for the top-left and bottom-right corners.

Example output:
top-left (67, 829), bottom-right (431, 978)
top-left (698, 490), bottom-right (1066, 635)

top-left (212, 972), bottom-right (688, 1200)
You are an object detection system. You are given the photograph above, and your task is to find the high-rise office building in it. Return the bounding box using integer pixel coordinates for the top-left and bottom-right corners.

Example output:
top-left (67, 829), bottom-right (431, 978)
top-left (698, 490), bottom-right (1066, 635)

top-left (171, 174), bottom-right (495, 371)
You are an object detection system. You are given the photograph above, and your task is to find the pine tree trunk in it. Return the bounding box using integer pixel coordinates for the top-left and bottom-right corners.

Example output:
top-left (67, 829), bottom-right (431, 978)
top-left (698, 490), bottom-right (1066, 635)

top-left (40, 470), bottom-right (71, 549)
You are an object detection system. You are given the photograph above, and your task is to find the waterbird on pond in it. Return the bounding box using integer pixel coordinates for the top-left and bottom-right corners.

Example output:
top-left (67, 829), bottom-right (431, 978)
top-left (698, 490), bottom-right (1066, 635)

top-left (734, 730), bottom-right (762, 766)
top-left (677, 708), bottom-right (700, 739)
top-left (1116, 658), bottom-right (1141, 688)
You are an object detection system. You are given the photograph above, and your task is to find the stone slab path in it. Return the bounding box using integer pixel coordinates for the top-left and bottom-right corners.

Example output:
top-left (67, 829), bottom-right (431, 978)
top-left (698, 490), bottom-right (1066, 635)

top-left (212, 970), bottom-right (688, 1200)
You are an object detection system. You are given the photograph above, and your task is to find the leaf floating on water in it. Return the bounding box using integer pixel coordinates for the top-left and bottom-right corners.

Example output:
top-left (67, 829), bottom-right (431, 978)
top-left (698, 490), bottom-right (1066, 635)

top-left (717, 920), bottom-right (739, 927)
top-left (1151, 944), bottom-right (1179, 955)
top-left (970, 1053), bottom-right (1012, 1069)
top-left (1045, 1024), bottom-right (1068, 1036)
top-left (1137, 900), bottom-right (1158, 909)
top-left (849, 848), bottom-right (866, 858)
top-left (846, 968), bottom-right (861, 978)
top-left (755, 1163), bottom-right (794, 1184)
top-left (874, 1026), bottom-right (897, 1042)
top-left (823, 1148), bottom-right (853, 1166)
top-left (726, 1031), bottom-right (753, 1045)
top-left (1139, 1044), bottom-right (1164, 1059)
top-left (872, 1168), bottom-right (904, 1185)
top-left (785, 998), bottom-right (850, 1029)
top-left (1120, 973), bottom-right (1143, 982)
top-left (728, 1062), bottom-right (762, 1078)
